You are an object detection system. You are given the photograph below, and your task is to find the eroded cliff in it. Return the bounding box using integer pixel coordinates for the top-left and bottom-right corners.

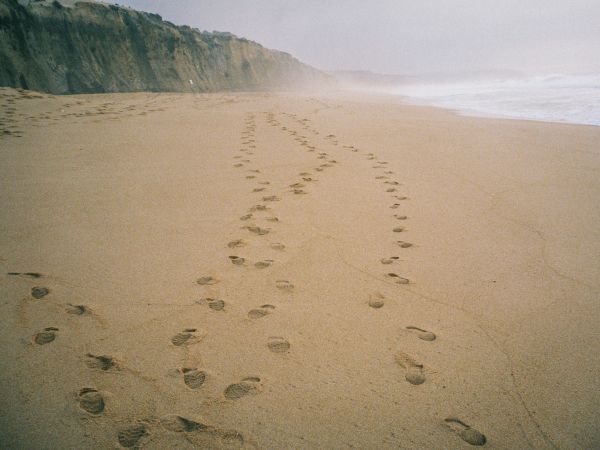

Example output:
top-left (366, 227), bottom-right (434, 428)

top-left (0, 0), bottom-right (331, 94)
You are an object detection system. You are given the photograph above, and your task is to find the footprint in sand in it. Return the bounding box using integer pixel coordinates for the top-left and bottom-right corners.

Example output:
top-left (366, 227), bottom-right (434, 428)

top-left (394, 215), bottom-right (408, 220)
top-left (253, 187), bottom-right (266, 192)
top-left (78, 388), bottom-right (105, 414)
top-left (368, 293), bottom-right (385, 309)
top-left (34, 327), bottom-right (58, 345)
top-left (171, 328), bottom-right (200, 346)
top-left (250, 204), bottom-right (268, 212)
top-left (229, 256), bottom-right (246, 266)
top-left (393, 227), bottom-right (405, 233)
top-left (227, 239), bottom-right (246, 248)
top-left (387, 188), bottom-right (397, 193)
top-left (262, 195), bottom-right (280, 202)
top-left (240, 214), bottom-right (253, 221)
top-left (117, 424), bottom-right (147, 448)
top-left (31, 286), bottom-right (50, 299)
top-left (255, 260), bottom-right (273, 269)
top-left (245, 226), bottom-right (270, 236)
top-left (387, 273), bottom-right (410, 284)
top-left (207, 299), bottom-right (225, 311)
top-left (160, 414), bottom-right (207, 432)
top-left (276, 280), bottom-right (294, 291)
top-left (397, 241), bottom-right (413, 248)
top-left (380, 256), bottom-right (400, 265)
top-left (395, 352), bottom-right (426, 385)
top-left (266, 217), bottom-right (279, 222)
top-left (248, 304), bottom-right (276, 319)
top-left (293, 189), bottom-right (307, 195)
top-left (406, 326), bottom-right (437, 342)
top-left (65, 303), bottom-right (89, 315)
top-left (267, 337), bottom-right (290, 353)
top-left (86, 353), bottom-right (118, 370)
top-left (181, 368), bottom-right (207, 389)
top-left (270, 242), bottom-right (285, 251)
top-left (444, 418), bottom-right (487, 446)
top-left (224, 377), bottom-right (261, 400)
top-left (197, 276), bottom-right (218, 286)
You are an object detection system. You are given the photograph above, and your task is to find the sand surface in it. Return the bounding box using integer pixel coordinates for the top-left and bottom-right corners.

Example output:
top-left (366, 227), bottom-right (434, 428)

top-left (1, 87), bottom-right (599, 449)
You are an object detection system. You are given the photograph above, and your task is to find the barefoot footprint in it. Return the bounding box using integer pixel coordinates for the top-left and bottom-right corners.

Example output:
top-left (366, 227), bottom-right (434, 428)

top-left (444, 418), bottom-right (487, 446)
top-left (406, 326), bottom-right (436, 341)
top-left (395, 352), bottom-right (426, 385)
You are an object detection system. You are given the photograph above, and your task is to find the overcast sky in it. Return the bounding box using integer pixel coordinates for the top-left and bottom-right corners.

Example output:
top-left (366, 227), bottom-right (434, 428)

top-left (117, 0), bottom-right (600, 76)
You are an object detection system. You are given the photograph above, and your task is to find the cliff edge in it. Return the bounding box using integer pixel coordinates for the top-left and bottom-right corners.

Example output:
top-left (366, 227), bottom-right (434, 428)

top-left (0, 0), bottom-right (331, 94)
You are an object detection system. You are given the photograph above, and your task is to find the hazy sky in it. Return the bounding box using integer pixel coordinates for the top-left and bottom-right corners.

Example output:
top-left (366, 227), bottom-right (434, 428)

top-left (117, 0), bottom-right (600, 75)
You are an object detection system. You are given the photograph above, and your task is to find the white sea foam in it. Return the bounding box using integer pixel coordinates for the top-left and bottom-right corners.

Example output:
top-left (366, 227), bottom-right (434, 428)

top-left (389, 74), bottom-right (600, 126)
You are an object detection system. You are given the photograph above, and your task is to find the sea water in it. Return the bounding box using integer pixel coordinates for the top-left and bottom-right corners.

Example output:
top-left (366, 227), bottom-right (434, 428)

top-left (390, 74), bottom-right (600, 126)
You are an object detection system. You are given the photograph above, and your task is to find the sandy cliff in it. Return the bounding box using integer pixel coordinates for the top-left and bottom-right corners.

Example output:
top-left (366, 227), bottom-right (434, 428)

top-left (0, 0), bottom-right (331, 94)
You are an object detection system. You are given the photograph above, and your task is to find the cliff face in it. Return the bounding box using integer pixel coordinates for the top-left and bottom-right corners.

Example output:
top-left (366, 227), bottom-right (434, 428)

top-left (0, 0), bottom-right (331, 94)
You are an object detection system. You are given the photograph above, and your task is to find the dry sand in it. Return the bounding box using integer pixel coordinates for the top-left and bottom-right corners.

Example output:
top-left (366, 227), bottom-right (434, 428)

top-left (1, 87), bottom-right (599, 449)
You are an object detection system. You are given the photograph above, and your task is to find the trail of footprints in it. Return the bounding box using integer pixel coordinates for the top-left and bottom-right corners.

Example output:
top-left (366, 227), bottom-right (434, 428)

top-left (8, 107), bottom-right (487, 447)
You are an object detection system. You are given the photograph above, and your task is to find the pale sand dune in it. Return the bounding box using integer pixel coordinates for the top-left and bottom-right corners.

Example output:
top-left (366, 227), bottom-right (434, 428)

top-left (1, 87), bottom-right (599, 449)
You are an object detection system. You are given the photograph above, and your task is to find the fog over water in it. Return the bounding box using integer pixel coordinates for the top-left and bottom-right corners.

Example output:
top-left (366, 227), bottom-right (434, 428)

top-left (117, 0), bottom-right (600, 125)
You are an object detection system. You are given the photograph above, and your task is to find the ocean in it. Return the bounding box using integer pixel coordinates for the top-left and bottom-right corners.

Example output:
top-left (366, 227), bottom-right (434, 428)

top-left (390, 74), bottom-right (600, 127)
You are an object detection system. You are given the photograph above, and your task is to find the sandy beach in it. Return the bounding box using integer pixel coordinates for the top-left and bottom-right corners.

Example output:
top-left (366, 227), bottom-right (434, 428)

top-left (1, 87), bottom-right (599, 449)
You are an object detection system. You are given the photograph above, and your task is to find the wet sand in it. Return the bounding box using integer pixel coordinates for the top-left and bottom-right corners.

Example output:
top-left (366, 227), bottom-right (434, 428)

top-left (1, 87), bottom-right (599, 449)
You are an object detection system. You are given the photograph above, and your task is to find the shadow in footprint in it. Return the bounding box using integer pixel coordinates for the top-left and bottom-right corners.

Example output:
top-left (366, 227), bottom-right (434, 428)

top-left (381, 257), bottom-right (399, 265)
top-left (267, 337), bottom-right (290, 353)
top-left (66, 304), bottom-right (88, 315)
top-left (34, 327), bottom-right (58, 345)
top-left (86, 353), bottom-right (118, 370)
top-left (368, 293), bottom-right (385, 309)
top-left (161, 414), bottom-right (207, 432)
top-left (224, 377), bottom-right (261, 400)
top-left (444, 418), bottom-right (487, 446)
top-left (248, 304), bottom-right (275, 319)
top-left (406, 326), bottom-right (436, 342)
top-left (117, 424), bottom-right (147, 448)
top-left (31, 286), bottom-right (50, 299)
top-left (387, 273), bottom-right (410, 284)
top-left (171, 329), bottom-right (200, 346)
top-left (197, 276), bottom-right (218, 286)
top-left (78, 388), bottom-right (105, 414)
top-left (182, 368), bottom-right (207, 389)
top-left (395, 352), bottom-right (425, 385)
top-left (275, 280), bottom-right (294, 291)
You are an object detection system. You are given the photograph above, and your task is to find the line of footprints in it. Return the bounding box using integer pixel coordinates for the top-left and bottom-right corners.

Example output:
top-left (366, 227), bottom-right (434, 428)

top-left (11, 109), bottom-right (486, 447)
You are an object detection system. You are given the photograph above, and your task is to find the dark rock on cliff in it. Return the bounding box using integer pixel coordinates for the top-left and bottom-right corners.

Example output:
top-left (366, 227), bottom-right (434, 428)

top-left (0, 0), bottom-right (331, 94)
